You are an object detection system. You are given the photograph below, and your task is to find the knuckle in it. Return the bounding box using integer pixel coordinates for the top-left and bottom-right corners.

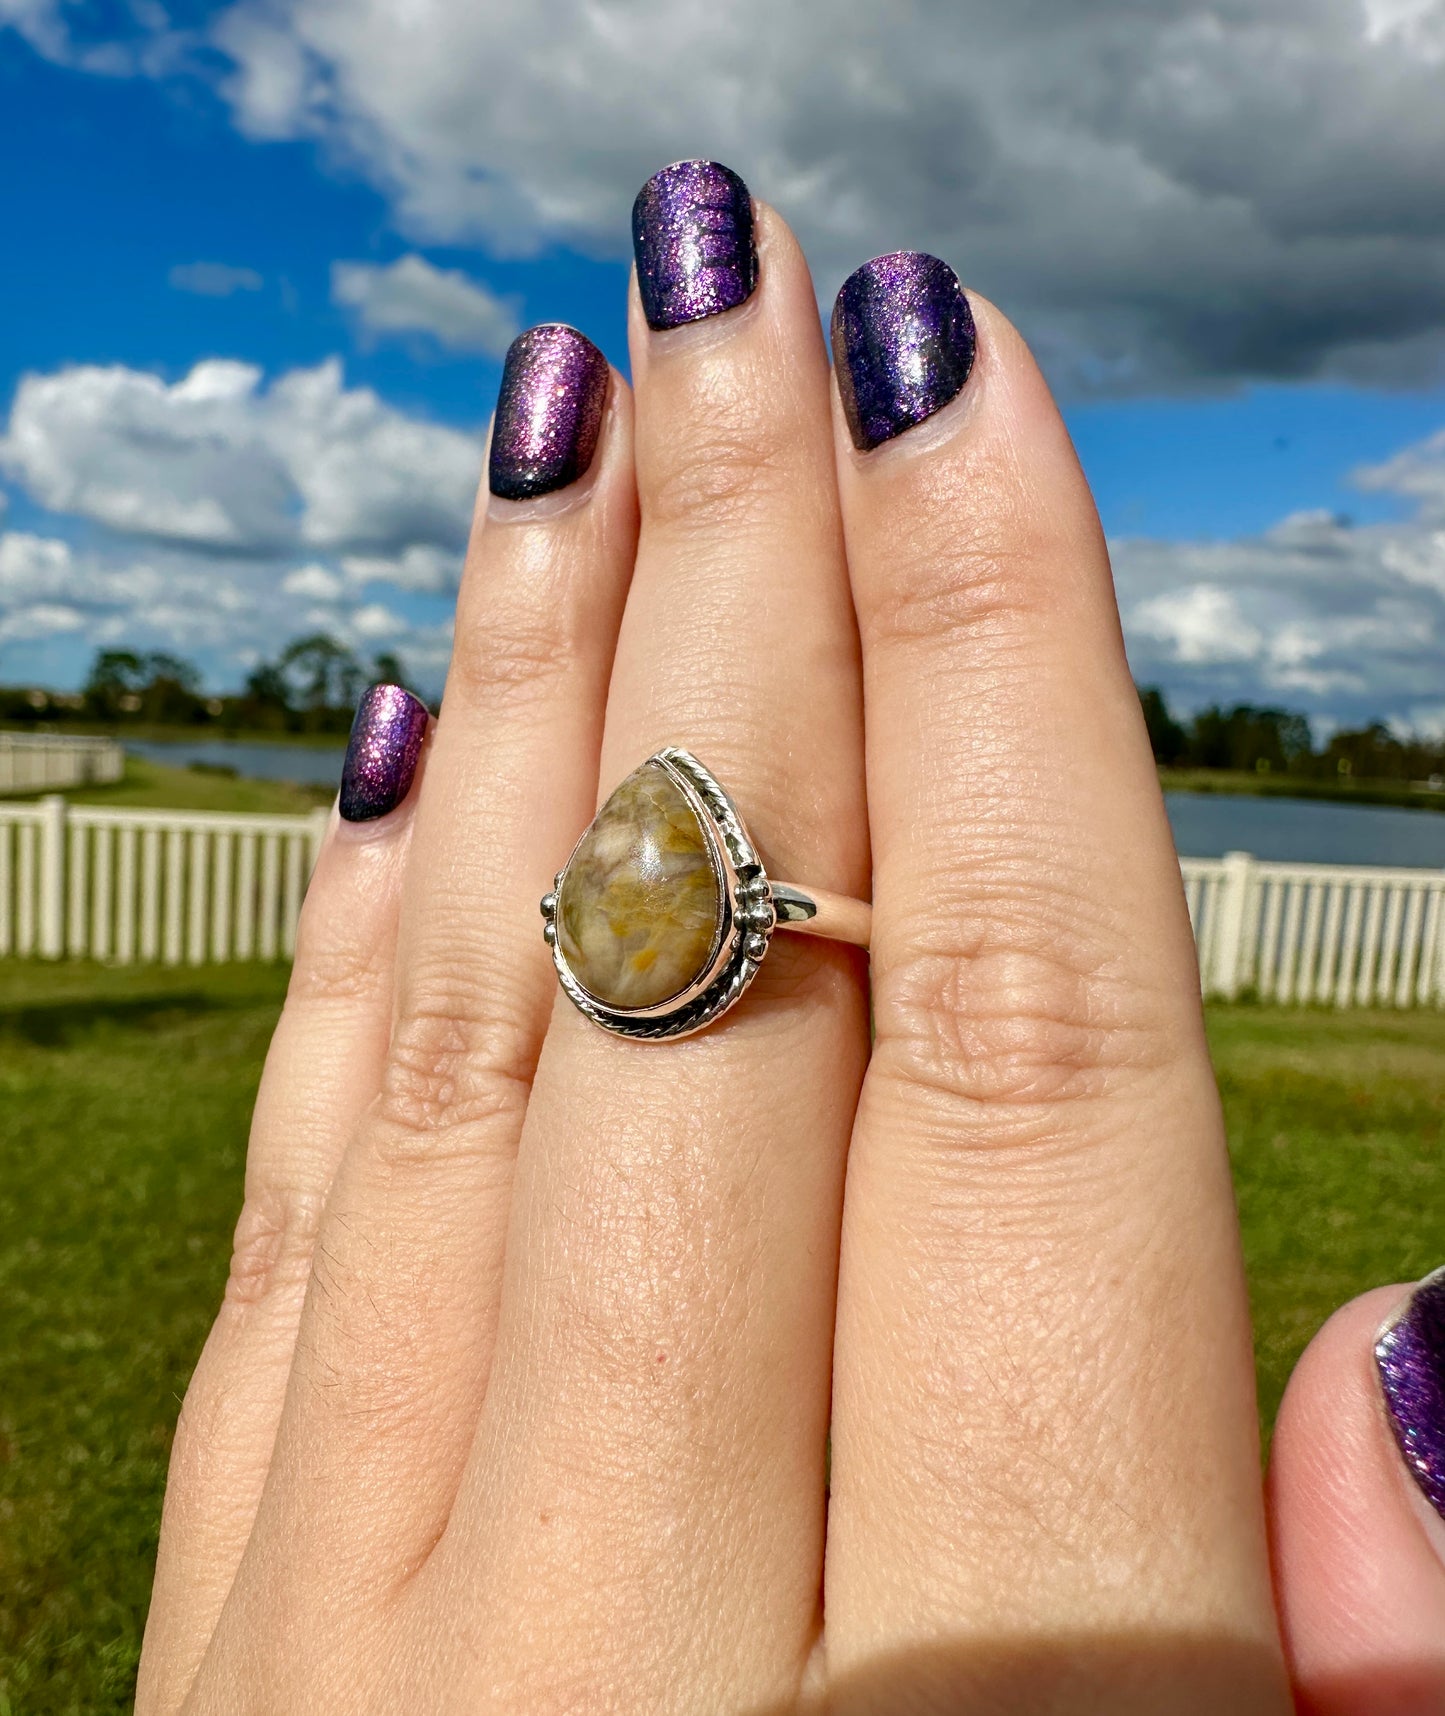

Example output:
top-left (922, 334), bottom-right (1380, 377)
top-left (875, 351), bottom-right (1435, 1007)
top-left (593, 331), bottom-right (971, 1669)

top-left (643, 419), bottom-right (796, 539)
top-left (370, 1000), bottom-right (531, 1157)
top-left (224, 1183), bottom-right (323, 1308)
top-left (287, 912), bottom-right (390, 1006)
top-left (874, 902), bottom-right (1176, 1127)
top-left (862, 509), bottom-right (1057, 652)
top-left (450, 575), bottom-right (591, 717)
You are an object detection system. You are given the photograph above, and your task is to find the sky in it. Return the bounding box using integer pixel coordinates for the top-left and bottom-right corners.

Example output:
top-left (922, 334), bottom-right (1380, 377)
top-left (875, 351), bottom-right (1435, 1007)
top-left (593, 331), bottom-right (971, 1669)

top-left (1, 0), bottom-right (1444, 733)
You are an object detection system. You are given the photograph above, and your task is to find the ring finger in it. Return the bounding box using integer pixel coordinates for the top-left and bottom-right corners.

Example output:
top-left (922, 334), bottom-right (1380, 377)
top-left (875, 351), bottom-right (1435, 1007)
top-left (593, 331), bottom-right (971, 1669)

top-left (438, 165), bottom-right (869, 1714)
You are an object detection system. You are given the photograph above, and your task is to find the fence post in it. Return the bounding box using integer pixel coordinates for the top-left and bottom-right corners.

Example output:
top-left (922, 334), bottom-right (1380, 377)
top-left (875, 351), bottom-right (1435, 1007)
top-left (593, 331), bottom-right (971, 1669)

top-left (1211, 850), bottom-right (1256, 1000)
top-left (306, 806), bottom-right (329, 874)
top-left (37, 794), bottom-right (66, 959)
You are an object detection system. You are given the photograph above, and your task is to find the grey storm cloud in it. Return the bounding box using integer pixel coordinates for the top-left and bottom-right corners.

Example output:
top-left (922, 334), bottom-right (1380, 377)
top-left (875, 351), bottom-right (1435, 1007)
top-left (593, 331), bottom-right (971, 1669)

top-left (199, 0), bottom-right (1445, 393)
top-left (10, 0), bottom-right (1445, 390)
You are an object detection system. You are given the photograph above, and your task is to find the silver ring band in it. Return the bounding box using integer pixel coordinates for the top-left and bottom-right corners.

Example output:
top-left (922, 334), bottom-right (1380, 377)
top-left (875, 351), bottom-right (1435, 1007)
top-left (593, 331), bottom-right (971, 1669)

top-left (767, 882), bottom-right (872, 948)
top-left (541, 747), bottom-right (870, 1040)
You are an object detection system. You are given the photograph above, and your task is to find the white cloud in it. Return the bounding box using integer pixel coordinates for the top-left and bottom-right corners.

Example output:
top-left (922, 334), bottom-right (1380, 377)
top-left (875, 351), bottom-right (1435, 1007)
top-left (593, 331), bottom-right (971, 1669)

top-left (0, 527), bottom-right (442, 684)
top-left (340, 544), bottom-right (462, 592)
top-left (281, 562), bottom-right (345, 601)
top-left (348, 601), bottom-right (408, 639)
top-left (0, 0), bottom-right (67, 59)
top-left (1132, 584), bottom-right (1263, 664)
top-left (0, 357), bottom-right (482, 556)
top-left (0, 602), bottom-right (85, 644)
top-left (10, 1), bottom-right (1445, 387)
top-left (332, 254), bottom-right (519, 355)
top-left (1357, 429), bottom-right (1445, 523)
top-left (1115, 507), bottom-right (1445, 725)
top-left (186, 0), bottom-right (1445, 391)
top-left (169, 261), bottom-right (264, 297)
top-left (0, 529), bottom-right (74, 599)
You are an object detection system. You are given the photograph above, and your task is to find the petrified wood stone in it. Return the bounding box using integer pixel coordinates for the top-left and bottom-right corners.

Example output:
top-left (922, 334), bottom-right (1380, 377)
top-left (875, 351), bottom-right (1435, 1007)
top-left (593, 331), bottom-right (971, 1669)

top-left (557, 762), bottom-right (722, 1010)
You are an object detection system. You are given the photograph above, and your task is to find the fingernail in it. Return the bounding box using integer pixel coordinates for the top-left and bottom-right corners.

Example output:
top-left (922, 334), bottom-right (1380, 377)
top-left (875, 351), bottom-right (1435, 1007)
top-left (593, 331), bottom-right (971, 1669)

top-left (489, 324), bottom-right (610, 501)
top-left (339, 684), bottom-right (429, 823)
top-left (1376, 1268), bottom-right (1445, 1519)
top-left (831, 251), bottom-right (977, 451)
top-left (632, 159), bottom-right (757, 331)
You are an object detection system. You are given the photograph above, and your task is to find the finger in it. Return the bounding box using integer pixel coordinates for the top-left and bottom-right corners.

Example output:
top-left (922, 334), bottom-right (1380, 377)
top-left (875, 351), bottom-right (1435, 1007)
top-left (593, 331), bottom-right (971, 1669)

top-left (194, 331), bottom-right (638, 1672)
top-left (442, 171), bottom-right (869, 1712)
top-left (1271, 1278), bottom-right (1445, 1714)
top-left (138, 698), bottom-right (426, 1715)
top-left (824, 262), bottom-right (1287, 1709)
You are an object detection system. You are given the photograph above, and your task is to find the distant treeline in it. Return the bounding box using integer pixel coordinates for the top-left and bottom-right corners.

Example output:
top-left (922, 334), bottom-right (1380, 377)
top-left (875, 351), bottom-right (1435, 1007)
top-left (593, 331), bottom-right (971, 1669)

top-left (1, 647), bottom-right (1441, 782)
top-left (0, 637), bottom-right (416, 737)
top-left (1139, 687), bottom-right (1444, 784)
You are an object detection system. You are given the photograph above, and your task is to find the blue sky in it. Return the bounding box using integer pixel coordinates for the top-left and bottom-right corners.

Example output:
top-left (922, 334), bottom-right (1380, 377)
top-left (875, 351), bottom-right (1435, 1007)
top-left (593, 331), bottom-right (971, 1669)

top-left (2, 0), bottom-right (1445, 731)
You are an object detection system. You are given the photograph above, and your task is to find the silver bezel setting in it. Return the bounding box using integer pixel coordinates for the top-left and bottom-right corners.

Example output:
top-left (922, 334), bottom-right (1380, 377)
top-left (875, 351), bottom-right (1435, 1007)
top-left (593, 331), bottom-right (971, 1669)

top-left (541, 747), bottom-right (776, 1040)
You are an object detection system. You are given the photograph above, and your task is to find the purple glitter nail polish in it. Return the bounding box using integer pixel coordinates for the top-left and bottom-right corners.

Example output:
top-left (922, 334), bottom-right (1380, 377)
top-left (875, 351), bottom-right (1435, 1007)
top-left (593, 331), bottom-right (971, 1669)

top-left (489, 324), bottom-right (610, 501)
top-left (339, 684), bottom-right (429, 823)
top-left (831, 252), bottom-right (977, 451)
top-left (1376, 1268), bottom-right (1445, 1519)
top-left (632, 160), bottom-right (757, 331)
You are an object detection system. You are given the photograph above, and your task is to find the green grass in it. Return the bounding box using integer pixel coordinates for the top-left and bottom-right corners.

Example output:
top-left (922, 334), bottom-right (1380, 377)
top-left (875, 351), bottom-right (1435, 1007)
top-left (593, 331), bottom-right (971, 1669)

top-left (64, 756), bottom-right (334, 814)
top-left (0, 967), bottom-right (1441, 1712)
top-left (0, 963), bottom-right (289, 1715)
top-left (1159, 765), bottom-right (1445, 813)
top-left (1210, 1005), bottom-right (1445, 1428)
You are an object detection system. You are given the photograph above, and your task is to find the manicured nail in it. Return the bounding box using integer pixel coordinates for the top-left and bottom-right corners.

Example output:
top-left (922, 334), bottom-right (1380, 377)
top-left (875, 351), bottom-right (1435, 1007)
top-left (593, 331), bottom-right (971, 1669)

top-left (339, 684), bottom-right (429, 823)
top-left (831, 251), bottom-right (977, 451)
top-left (632, 160), bottom-right (757, 331)
top-left (489, 324), bottom-right (610, 501)
top-left (1376, 1268), bottom-right (1445, 1519)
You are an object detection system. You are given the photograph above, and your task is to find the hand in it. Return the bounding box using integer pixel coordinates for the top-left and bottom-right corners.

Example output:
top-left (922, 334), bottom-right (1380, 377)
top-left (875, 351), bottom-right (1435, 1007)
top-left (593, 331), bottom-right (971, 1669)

top-left (136, 163), bottom-right (1440, 1716)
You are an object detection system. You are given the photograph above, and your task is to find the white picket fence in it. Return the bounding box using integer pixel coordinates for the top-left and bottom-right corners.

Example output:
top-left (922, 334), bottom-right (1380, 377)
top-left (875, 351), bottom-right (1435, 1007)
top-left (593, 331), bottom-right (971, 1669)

top-left (1, 799), bottom-right (1443, 1003)
top-left (0, 732), bottom-right (124, 793)
top-left (0, 797), bottom-right (327, 964)
top-left (1184, 850), bottom-right (1445, 1005)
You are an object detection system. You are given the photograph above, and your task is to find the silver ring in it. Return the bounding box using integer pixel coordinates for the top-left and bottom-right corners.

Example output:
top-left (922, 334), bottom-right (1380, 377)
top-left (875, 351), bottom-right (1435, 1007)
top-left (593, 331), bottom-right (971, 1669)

top-left (541, 747), bottom-right (871, 1040)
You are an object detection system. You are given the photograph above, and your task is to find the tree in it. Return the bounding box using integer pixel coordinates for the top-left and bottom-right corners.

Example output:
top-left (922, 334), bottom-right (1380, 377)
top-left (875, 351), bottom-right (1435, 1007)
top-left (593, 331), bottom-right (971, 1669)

top-left (1183, 704), bottom-right (1314, 773)
top-left (1138, 686), bottom-right (1187, 766)
top-left (277, 634), bottom-right (366, 729)
top-left (372, 651), bottom-right (408, 690)
top-left (139, 652), bottom-right (204, 725)
top-left (1322, 723), bottom-right (1407, 782)
top-left (243, 661), bottom-right (290, 709)
top-left (83, 650), bottom-right (147, 719)
top-left (81, 648), bottom-right (205, 723)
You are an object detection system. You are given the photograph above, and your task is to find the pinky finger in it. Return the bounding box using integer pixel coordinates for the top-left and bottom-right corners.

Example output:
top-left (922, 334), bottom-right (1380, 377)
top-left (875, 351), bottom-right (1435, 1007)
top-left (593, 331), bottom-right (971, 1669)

top-left (136, 692), bottom-right (428, 1716)
top-left (1270, 1276), bottom-right (1445, 1715)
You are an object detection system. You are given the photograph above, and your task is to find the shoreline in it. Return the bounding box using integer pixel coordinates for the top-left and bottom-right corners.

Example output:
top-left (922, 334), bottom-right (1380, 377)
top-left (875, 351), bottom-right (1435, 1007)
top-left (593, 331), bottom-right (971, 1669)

top-left (1157, 768), bottom-right (1445, 816)
top-left (5, 724), bottom-right (1445, 814)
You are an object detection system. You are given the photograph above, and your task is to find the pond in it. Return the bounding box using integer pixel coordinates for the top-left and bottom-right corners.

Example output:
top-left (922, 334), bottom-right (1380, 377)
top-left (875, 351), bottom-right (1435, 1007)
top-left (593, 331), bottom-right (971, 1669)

top-left (127, 739), bottom-right (1445, 868)
top-left (1163, 792), bottom-right (1445, 868)
top-left (128, 738), bottom-right (345, 788)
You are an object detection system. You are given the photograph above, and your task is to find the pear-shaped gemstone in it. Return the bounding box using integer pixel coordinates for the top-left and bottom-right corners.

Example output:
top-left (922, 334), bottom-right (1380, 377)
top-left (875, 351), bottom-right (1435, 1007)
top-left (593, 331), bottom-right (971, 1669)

top-left (557, 761), bottom-right (723, 1010)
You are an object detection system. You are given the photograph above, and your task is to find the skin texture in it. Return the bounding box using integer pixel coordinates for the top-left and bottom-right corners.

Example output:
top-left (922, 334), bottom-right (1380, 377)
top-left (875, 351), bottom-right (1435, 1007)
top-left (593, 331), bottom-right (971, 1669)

top-left (137, 185), bottom-right (1427, 1716)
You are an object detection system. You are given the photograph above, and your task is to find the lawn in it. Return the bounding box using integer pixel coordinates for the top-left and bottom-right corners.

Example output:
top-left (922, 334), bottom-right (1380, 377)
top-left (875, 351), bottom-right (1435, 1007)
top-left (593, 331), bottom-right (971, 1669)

top-left (1158, 765), bottom-right (1445, 815)
top-left (0, 964), bottom-right (1441, 1714)
top-left (31, 755), bottom-right (333, 815)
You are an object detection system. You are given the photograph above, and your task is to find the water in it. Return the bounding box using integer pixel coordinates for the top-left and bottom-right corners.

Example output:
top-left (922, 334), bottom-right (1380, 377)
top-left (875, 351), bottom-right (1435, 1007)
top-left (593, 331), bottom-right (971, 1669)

top-left (128, 738), bottom-right (344, 787)
top-left (128, 739), bottom-right (1445, 868)
top-left (1164, 792), bottom-right (1445, 868)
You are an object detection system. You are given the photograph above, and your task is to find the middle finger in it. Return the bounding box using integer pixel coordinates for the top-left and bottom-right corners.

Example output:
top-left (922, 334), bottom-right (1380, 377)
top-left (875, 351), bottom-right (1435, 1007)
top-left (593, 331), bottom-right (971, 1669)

top-left (441, 165), bottom-right (869, 1713)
